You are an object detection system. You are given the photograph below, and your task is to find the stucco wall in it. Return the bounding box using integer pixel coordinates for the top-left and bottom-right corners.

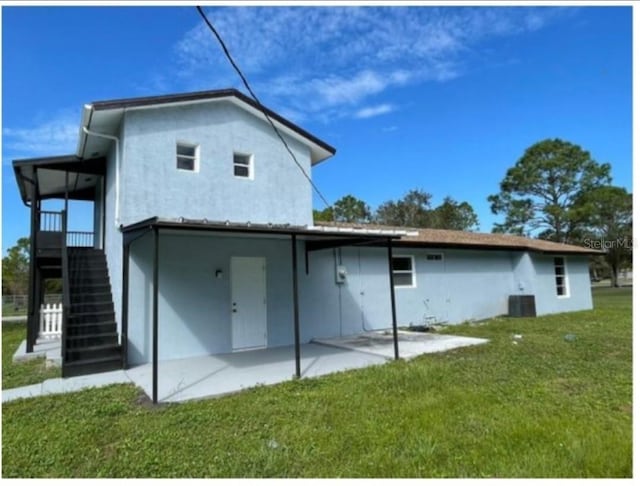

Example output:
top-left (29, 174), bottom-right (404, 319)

top-left (92, 177), bottom-right (104, 249)
top-left (531, 254), bottom-right (593, 315)
top-left (401, 248), bottom-right (520, 325)
top-left (124, 234), bottom-right (595, 364)
top-left (299, 247), bottom-right (393, 340)
top-left (119, 100), bottom-right (313, 228)
top-left (301, 247), bottom-right (519, 328)
top-left (103, 142), bottom-right (123, 334)
top-left (301, 247), bottom-right (594, 332)
top-left (126, 231), bottom-right (298, 365)
top-left (105, 99), bottom-right (314, 349)
top-left (511, 251), bottom-right (536, 295)
top-left (300, 247), bottom-right (520, 334)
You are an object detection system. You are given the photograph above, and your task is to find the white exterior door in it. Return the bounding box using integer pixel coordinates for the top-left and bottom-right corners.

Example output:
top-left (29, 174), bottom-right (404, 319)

top-left (231, 257), bottom-right (267, 351)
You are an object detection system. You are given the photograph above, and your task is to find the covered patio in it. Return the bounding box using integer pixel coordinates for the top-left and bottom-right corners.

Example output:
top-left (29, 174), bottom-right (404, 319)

top-left (122, 217), bottom-right (408, 403)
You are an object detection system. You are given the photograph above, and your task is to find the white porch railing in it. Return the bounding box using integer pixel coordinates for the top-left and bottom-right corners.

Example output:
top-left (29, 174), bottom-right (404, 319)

top-left (39, 303), bottom-right (63, 340)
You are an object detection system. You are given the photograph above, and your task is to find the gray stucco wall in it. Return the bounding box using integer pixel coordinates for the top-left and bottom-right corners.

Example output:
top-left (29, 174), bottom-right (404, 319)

top-left (301, 247), bottom-right (520, 329)
top-left (531, 254), bottom-right (593, 315)
top-left (92, 177), bottom-right (104, 249)
top-left (127, 231), bottom-right (298, 365)
top-left (103, 142), bottom-right (123, 334)
top-left (403, 248), bottom-right (520, 325)
top-left (300, 247), bottom-right (594, 333)
top-left (103, 99), bottom-right (313, 349)
top-left (299, 247), bottom-right (393, 339)
top-left (124, 233), bottom-right (595, 364)
top-left (511, 251), bottom-right (536, 295)
top-left (119, 100), bottom-right (313, 228)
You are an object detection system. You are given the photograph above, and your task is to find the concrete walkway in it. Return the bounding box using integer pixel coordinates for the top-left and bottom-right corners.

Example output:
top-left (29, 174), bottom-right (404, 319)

top-left (2, 315), bottom-right (27, 323)
top-left (13, 338), bottom-right (62, 365)
top-left (2, 369), bottom-right (132, 403)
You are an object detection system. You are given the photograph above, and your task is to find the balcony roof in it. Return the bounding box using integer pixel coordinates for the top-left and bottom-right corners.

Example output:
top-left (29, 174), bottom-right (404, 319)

top-left (13, 155), bottom-right (106, 204)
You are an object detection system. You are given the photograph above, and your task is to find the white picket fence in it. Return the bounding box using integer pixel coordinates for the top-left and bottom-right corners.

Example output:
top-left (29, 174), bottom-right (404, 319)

top-left (39, 303), bottom-right (63, 340)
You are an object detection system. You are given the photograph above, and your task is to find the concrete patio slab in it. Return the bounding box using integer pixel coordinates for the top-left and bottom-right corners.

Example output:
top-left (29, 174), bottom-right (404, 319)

top-left (124, 343), bottom-right (387, 402)
top-left (12, 338), bottom-right (61, 364)
top-left (313, 330), bottom-right (488, 359)
top-left (4, 331), bottom-right (488, 404)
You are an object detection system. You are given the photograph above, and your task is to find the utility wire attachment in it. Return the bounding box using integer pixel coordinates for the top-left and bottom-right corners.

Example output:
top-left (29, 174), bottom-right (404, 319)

top-left (195, 6), bottom-right (333, 211)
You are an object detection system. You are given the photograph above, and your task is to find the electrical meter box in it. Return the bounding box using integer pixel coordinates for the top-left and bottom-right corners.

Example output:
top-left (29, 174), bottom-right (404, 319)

top-left (336, 265), bottom-right (347, 284)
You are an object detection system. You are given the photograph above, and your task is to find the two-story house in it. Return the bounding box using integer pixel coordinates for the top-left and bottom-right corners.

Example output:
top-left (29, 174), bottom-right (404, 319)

top-left (14, 89), bottom-right (597, 402)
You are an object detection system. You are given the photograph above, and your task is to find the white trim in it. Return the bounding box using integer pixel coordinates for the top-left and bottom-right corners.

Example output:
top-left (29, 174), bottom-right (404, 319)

top-left (176, 141), bottom-right (200, 172)
top-left (392, 254), bottom-right (416, 289)
top-left (81, 126), bottom-right (121, 227)
top-left (554, 256), bottom-right (571, 298)
top-left (80, 96), bottom-right (334, 165)
top-left (233, 152), bottom-right (254, 180)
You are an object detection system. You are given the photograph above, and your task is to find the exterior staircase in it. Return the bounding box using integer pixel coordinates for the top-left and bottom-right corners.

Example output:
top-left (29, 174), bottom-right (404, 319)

top-left (63, 248), bottom-right (122, 377)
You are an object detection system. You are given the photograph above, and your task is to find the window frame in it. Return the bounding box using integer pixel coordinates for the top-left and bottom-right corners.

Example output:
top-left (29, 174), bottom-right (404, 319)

top-left (176, 141), bottom-right (200, 172)
top-left (392, 255), bottom-right (416, 289)
top-left (553, 256), bottom-right (571, 298)
top-left (233, 152), bottom-right (254, 180)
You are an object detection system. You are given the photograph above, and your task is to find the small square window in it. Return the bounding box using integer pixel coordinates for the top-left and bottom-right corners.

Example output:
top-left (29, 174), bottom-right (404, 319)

top-left (234, 153), bottom-right (253, 179)
top-left (392, 256), bottom-right (415, 288)
top-left (176, 142), bottom-right (199, 172)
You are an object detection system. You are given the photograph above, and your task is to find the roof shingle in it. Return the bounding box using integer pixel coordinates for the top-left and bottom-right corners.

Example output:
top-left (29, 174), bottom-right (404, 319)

top-left (314, 221), bottom-right (599, 255)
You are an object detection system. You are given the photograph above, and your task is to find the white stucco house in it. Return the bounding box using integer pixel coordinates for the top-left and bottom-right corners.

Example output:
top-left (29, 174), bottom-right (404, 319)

top-left (14, 89), bottom-right (598, 401)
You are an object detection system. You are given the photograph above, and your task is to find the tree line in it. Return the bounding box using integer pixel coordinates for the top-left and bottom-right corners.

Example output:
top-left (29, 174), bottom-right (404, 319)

top-left (314, 191), bottom-right (480, 231)
top-left (313, 138), bottom-right (631, 287)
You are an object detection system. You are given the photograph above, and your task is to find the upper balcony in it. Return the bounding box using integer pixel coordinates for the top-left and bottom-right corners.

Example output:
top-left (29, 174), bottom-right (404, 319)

top-left (14, 154), bottom-right (105, 270)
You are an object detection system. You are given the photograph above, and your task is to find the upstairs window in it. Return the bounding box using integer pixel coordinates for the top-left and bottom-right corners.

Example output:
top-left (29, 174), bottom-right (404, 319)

top-left (233, 152), bottom-right (253, 179)
top-left (392, 256), bottom-right (415, 288)
top-left (177, 142), bottom-right (199, 172)
top-left (554, 257), bottom-right (570, 297)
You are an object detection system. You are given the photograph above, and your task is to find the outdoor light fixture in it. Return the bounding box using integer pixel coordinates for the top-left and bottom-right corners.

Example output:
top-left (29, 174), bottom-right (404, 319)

top-left (215, 269), bottom-right (223, 278)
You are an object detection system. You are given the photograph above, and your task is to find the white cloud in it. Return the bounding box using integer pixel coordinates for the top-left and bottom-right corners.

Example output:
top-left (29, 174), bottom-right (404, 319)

top-left (3, 7), bottom-right (569, 164)
top-left (3, 111), bottom-right (80, 160)
top-left (168, 6), bottom-right (567, 122)
top-left (354, 104), bottom-right (395, 119)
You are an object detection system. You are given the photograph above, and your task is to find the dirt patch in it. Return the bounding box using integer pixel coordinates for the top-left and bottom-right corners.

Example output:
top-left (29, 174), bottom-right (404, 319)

top-left (133, 390), bottom-right (170, 411)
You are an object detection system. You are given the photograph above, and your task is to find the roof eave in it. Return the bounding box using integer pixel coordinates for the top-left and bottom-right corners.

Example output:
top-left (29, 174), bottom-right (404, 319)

top-left (121, 217), bottom-right (402, 241)
top-left (84, 89), bottom-right (336, 164)
top-left (393, 239), bottom-right (600, 255)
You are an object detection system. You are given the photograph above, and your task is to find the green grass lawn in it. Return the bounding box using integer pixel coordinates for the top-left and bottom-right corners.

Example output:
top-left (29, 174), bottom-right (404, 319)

top-left (2, 303), bottom-right (27, 317)
top-left (2, 287), bottom-right (631, 478)
top-left (2, 320), bottom-right (60, 389)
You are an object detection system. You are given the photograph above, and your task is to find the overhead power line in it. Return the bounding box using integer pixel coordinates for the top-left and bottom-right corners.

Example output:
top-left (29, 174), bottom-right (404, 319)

top-left (195, 6), bottom-right (333, 211)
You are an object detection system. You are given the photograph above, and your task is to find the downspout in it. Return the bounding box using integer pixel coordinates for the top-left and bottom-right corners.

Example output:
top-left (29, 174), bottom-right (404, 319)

top-left (82, 126), bottom-right (121, 227)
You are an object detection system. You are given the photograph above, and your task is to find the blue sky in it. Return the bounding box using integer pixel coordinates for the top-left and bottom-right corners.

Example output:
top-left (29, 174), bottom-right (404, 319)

top-left (1, 4), bottom-right (633, 255)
